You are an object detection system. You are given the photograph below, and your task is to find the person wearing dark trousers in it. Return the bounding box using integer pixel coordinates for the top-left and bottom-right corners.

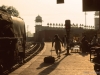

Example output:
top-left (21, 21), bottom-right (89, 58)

top-left (52, 34), bottom-right (63, 58)
top-left (62, 34), bottom-right (68, 50)
top-left (81, 35), bottom-right (88, 53)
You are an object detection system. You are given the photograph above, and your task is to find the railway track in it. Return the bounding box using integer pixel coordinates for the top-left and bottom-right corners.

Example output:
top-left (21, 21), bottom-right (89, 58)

top-left (3, 42), bottom-right (45, 75)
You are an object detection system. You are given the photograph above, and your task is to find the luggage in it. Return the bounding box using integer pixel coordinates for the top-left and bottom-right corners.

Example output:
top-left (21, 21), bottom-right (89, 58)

top-left (44, 56), bottom-right (55, 63)
top-left (44, 48), bottom-right (55, 64)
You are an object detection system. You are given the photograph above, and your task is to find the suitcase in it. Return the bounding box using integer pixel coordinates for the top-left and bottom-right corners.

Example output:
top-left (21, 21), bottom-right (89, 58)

top-left (44, 48), bottom-right (55, 64)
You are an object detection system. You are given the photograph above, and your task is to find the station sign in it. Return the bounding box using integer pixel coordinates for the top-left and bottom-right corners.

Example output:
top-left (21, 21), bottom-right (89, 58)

top-left (57, 0), bottom-right (64, 4)
top-left (83, 0), bottom-right (100, 11)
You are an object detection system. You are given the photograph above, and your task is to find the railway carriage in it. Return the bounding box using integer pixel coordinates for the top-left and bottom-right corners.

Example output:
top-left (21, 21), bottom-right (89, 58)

top-left (0, 10), bottom-right (26, 74)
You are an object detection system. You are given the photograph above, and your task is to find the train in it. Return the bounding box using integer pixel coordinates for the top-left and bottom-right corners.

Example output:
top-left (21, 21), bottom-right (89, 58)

top-left (0, 10), bottom-right (26, 74)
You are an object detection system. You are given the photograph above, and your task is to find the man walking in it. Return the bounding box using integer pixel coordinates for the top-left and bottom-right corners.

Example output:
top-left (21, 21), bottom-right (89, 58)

top-left (52, 34), bottom-right (63, 57)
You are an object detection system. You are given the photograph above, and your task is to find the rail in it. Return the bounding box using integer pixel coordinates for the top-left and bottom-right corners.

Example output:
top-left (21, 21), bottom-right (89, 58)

top-left (3, 42), bottom-right (45, 75)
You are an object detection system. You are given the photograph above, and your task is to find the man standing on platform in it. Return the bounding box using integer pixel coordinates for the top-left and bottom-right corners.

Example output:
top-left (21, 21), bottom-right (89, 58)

top-left (63, 34), bottom-right (68, 50)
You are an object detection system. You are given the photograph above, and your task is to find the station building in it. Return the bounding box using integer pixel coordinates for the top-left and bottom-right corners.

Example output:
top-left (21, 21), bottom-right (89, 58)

top-left (34, 15), bottom-right (95, 42)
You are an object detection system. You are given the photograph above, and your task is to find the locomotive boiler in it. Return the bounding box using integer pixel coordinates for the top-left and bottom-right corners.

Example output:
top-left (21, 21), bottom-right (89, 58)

top-left (0, 10), bottom-right (26, 74)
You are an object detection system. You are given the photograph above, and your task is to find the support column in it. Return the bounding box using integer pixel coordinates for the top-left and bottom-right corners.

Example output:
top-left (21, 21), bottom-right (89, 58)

top-left (85, 11), bottom-right (86, 26)
top-left (99, 11), bottom-right (100, 30)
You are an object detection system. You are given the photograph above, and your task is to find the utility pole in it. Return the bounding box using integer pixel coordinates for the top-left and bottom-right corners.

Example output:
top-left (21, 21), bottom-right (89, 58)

top-left (85, 11), bottom-right (86, 25)
top-left (99, 11), bottom-right (100, 30)
top-left (27, 25), bottom-right (29, 37)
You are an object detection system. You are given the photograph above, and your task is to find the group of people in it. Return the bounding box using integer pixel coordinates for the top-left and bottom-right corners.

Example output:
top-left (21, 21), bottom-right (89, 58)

top-left (80, 34), bottom-right (99, 53)
top-left (52, 34), bottom-right (100, 57)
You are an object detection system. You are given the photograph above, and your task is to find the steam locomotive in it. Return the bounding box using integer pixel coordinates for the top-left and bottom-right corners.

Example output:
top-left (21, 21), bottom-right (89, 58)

top-left (0, 10), bottom-right (26, 74)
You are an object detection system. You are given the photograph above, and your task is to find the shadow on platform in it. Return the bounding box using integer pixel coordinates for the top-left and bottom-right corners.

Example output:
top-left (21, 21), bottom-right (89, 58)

top-left (78, 52), bottom-right (89, 57)
top-left (37, 55), bottom-right (68, 75)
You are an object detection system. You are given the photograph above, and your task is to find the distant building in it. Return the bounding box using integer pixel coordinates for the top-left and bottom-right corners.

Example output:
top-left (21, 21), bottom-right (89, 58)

top-left (34, 15), bottom-right (95, 42)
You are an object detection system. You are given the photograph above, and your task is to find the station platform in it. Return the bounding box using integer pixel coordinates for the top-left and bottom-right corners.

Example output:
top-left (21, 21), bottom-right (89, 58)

top-left (9, 42), bottom-right (96, 75)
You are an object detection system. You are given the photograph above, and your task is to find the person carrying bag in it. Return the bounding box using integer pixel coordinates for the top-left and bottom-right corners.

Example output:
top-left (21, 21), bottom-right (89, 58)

top-left (52, 34), bottom-right (63, 57)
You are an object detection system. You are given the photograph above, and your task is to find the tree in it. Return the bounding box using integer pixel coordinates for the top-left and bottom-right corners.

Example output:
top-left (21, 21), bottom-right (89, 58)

top-left (61, 23), bottom-right (63, 28)
top-left (80, 24), bottom-right (82, 28)
top-left (0, 5), bottom-right (20, 17)
top-left (56, 23), bottom-right (58, 28)
top-left (76, 24), bottom-right (78, 28)
top-left (59, 23), bottom-right (60, 28)
top-left (84, 25), bottom-right (86, 29)
top-left (47, 23), bottom-right (49, 27)
top-left (50, 23), bottom-right (52, 27)
top-left (53, 23), bottom-right (55, 27)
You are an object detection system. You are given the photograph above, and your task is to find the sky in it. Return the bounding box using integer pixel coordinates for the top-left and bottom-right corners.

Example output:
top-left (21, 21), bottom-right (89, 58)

top-left (0, 0), bottom-right (95, 33)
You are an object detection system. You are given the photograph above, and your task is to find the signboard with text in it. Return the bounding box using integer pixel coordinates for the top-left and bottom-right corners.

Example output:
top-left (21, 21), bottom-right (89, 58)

top-left (57, 0), bottom-right (64, 4)
top-left (83, 0), bottom-right (100, 11)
